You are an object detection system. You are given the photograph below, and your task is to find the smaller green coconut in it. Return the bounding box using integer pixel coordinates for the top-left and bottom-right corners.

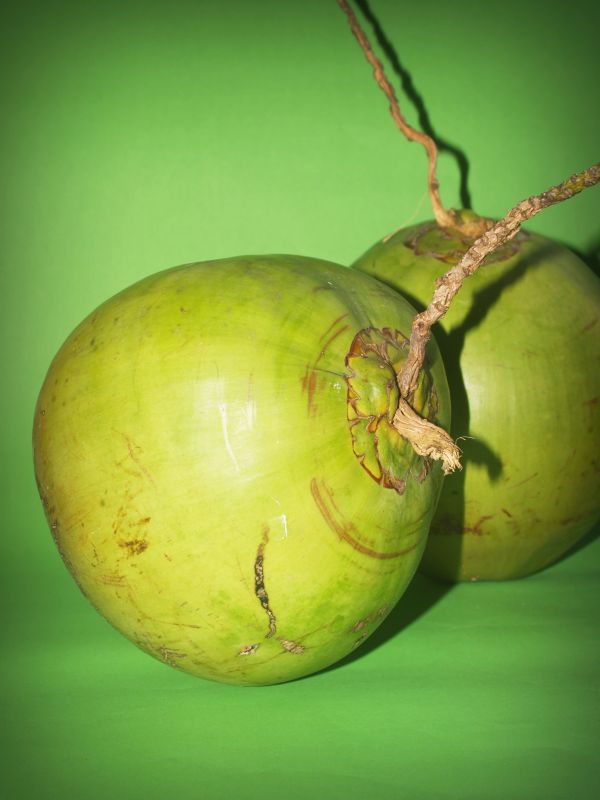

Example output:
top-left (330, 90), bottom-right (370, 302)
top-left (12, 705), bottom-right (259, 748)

top-left (354, 220), bottom-right (600, 582)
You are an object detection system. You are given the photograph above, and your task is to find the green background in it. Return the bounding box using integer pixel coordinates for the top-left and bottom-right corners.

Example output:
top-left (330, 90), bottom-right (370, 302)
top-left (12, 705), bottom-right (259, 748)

top-left (2, 1), bottom-right (599, 798)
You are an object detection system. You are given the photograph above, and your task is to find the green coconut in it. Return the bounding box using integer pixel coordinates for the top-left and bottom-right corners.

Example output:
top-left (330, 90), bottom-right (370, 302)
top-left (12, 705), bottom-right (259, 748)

top-left (33, 255), bottom-right (450, 685)
top-left (354, 221), bottom-right (600, 581)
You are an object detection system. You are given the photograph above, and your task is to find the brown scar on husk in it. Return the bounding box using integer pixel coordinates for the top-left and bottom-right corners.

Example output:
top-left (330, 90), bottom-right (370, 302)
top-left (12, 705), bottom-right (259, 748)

top-left (239, 643), bottom-right (260, 656)
top-left (254, 526), bottom-right (277, 638)
top-left (350, 604), bottom-right (390, 632)
top-left (311, 477), bottom-right (418, 560)
top-left (118, 538), bottom-right (149, 556)
top-left (158, 646), bottom-right (188, 667)
top-left (280, 639), bottom-right (305, 654)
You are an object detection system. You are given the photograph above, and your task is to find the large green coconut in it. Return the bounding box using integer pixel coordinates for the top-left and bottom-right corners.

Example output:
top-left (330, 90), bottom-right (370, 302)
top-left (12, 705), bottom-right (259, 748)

top-left (33, 255), bottom-right (450, 685)
top-left (354, 222), bottom-right (600, 581)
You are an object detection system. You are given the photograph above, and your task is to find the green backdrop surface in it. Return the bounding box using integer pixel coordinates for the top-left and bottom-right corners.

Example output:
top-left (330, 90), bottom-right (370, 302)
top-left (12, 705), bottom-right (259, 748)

top-left (1, 1), bottom-right (599, 798)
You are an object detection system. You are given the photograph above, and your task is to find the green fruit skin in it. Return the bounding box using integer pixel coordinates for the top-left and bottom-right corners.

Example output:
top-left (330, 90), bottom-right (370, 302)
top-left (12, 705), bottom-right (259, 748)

top-left (33, 255), bottom-right (450, 685)
top-left (354, 225), bottom-right (600, 582)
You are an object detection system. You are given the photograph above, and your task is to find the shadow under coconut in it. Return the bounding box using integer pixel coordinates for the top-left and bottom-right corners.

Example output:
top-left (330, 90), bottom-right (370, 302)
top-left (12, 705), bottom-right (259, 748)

top-left (320, 569), bottom-right (453, 675)
top-left (354, 0), bottom-right (472, 210)
top-left (323, 519), bottom-right (600, 679)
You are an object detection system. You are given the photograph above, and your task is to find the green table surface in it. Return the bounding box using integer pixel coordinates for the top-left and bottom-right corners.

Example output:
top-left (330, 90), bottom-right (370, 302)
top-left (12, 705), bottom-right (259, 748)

top-left (2, 1), bottom-right (599, 798)
top-left (3, 529), bottom-right (600, 800)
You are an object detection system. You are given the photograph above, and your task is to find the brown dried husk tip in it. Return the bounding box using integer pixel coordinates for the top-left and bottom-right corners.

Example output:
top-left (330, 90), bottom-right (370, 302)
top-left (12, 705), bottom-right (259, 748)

top-left (393, 399), bottom-right (461, 475)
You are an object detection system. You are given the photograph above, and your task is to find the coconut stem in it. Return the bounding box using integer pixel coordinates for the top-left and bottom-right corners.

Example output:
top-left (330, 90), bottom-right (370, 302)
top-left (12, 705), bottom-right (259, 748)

top-left (398, 163), bottom-right (600, 408)
top-left (337, 0), bottom-right (463, 231)
top-left (393, 398), bottom-right (461, 475)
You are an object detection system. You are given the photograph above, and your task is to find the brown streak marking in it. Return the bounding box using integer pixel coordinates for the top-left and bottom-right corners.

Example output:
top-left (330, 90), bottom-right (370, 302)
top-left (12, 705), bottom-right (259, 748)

top-left (307, 370), bottom-right (317, 416)
top-left (116, 431), bottom-right (156, 485)
top-left (101, 573), bottom-right (128, 587)
top-left (581, 316), bottom-right (598, 333)
top-left (301, 366), bottom-right (319, 417)
top-left (315, 325), bottom-right (350, 365)
top-left (463, 515), bottom-right (495, 536)
top-left (560, 515), bottom-right (582, 525)
top-left (507, 472), bottom-right (539, 490)
top-left (123, 591), bottom-right (202, 630)
top-left (319, 313), bottom-right (350, 343)
top-left (235, 555), bottom-right (254, 597)
top-left (160, 620), bottom-right (202, 630)
top-left (293, 620), bottom-right (333, 642)
top-left (501, 508), bottom-right (513, 518)
top-left (310, 478), bottom-right (417, 559)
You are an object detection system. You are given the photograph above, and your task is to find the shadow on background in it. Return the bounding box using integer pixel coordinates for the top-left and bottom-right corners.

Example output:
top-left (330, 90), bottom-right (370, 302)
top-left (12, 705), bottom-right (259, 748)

top-left (572, 234), bottom-right (600, 278)
top-left (355, 0), bottom-right (472, 210)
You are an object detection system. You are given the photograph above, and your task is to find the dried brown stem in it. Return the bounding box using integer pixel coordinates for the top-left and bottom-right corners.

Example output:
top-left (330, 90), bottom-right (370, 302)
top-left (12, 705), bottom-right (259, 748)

top-left (398, 163), bottom-right (600, 404)
top-left (393, 398), bottom-right (461, 475)
top-left (337, 0), bottom-right (459, 229)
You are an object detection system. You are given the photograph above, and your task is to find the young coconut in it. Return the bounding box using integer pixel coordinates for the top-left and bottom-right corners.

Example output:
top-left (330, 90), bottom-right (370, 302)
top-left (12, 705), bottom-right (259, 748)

top-left (33, 256), bottom-right (453, 686)
top-left (339, 0), bottom-right (600, 581)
